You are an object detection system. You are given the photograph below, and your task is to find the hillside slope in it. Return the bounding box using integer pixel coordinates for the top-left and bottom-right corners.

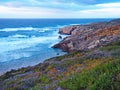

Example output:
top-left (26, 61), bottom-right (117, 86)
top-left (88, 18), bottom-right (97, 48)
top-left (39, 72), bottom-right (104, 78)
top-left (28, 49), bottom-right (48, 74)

top-left (0, 19), bottom-right (120, 90)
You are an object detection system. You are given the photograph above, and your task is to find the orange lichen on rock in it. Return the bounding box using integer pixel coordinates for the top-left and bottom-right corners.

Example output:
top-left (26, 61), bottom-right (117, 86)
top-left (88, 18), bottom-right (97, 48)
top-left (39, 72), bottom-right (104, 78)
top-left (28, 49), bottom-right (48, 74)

top-left (95, 25), bottom-right (120, 37)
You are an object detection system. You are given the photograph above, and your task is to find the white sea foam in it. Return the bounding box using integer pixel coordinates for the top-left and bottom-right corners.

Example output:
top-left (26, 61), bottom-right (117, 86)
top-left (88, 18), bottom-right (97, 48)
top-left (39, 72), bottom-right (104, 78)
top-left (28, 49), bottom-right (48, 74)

top-left (70, 24), bottom-right (80, 25)
top-left (0, 25), bottom-right (68, 53)
top-left (0, 25), bottom-right (67, 62)
top-left (0, 26), bottom-right (58, 32)
top-left (56, 25), bottom-right (67, 28)
top-left (9, 34), bottom-right (29, 38)
top-left (0, 24), bottom-right (68, 32)
top-left (0, 35), bottom-right (59, 62)
top-left (0, 35), bottom-right (58, 53)
top-left (0, 27), bottom-right (34, 32)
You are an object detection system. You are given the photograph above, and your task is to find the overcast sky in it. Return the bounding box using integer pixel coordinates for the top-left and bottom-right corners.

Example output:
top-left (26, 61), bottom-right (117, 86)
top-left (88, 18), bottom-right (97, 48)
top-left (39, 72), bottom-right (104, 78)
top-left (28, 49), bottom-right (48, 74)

top-left (0, 0), bottom-right (120, 18)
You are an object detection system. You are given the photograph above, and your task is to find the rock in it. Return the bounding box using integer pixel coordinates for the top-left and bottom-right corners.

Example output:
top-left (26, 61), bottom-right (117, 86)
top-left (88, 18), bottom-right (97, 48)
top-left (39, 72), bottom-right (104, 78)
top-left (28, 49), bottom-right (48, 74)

top-left (59, 25), bottom-right (78, 35)
top-left (53, 41), bottom-right (71, 52)
top-left (58, 35), bottom-right (62, 39)
top-left (59, 19), bottom-right (120, 36)
top-left (52, 19), bottom-right (120, 52)
top-left (57, 53), bottom-right (59, 55)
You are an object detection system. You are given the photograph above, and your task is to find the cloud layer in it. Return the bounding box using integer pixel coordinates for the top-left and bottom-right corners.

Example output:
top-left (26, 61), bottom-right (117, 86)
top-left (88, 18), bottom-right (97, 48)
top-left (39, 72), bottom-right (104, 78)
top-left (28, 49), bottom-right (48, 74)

top-left (0, 0), bottom-right (120, 18)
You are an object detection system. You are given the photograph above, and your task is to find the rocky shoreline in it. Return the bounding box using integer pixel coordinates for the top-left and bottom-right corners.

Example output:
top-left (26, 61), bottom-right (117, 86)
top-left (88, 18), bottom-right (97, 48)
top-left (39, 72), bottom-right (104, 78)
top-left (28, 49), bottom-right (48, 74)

top-left (0, 18), bottom-right (120, 90)
top-left (53, 19), bottom-right (120, 52)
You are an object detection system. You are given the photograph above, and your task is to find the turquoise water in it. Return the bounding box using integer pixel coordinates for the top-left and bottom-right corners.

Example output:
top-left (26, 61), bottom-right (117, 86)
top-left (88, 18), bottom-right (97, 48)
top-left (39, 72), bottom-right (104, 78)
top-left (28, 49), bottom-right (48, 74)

top-left (0, 19), bottom-right (112, 74)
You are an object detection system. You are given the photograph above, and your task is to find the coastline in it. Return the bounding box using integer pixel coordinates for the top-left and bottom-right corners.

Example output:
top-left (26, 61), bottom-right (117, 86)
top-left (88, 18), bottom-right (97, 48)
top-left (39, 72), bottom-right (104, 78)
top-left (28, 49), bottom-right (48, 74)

top-left (0, 46), bottom-right (66, 76)
top-left (0, 19), bottom-right (110, 75)
top-left (53, 18), bottom-right (120, 52)
top-left (0, 18), bottom-right (120, 90)
top-left (0, 18), bottom-right (120, 75)
top-left (0, 25), bottom-right (68, 75)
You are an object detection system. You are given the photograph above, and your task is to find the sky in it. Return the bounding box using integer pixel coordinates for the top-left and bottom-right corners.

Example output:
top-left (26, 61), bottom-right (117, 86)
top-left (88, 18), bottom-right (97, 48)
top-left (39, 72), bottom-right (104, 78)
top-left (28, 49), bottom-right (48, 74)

top-left (0, 0), bottom-right (120, 18)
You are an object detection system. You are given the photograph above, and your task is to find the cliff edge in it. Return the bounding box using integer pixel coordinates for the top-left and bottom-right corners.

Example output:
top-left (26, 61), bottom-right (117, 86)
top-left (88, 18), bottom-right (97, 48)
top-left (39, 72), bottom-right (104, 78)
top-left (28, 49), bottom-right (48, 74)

top-left (53, 19), bottom-right (120, 52)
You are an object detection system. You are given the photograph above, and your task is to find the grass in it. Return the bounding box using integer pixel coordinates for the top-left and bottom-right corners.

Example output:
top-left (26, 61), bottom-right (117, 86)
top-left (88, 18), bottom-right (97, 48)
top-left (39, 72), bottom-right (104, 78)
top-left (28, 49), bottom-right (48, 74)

top-left (101, 45), bottom-right (120, 52)
top-left (100, 40), bottom-right (120, 58)
top-left (100, 40), bottom-right (120, 52)
top-left (58, 58), bottom-right (120, 90)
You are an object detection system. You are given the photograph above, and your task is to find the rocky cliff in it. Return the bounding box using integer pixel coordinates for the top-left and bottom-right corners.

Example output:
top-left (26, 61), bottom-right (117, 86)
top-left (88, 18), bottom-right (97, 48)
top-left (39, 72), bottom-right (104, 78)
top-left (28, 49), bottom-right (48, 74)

top-left (53, 19), bottom-right (120, 52)
top-left (0, 19), bottom-right (120, 90)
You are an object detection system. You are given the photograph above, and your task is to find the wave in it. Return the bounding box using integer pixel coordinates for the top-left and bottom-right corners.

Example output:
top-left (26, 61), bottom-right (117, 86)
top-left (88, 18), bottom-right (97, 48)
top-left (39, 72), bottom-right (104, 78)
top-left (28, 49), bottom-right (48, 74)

top-left (70, 23), bottom-right (80, 25)
top-left (0, 27), bottom-right (34, 32)
top-left (9, 34), bottom-right (29, 38)
top-left (0, 35), bottom-right (59, 53)
top-left (0, 24), bottom-right (68, 32)
top-left (0, 34), bottom-right (62, 62)
top-left (0, 26), bottom-right (59, 32)
top-left (0, 25), bottom-right (67, 55)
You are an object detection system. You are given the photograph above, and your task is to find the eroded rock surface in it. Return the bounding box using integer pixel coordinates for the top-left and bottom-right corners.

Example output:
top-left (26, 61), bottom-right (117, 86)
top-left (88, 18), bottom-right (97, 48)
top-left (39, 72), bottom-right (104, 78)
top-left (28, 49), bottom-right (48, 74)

top-left (53, 19), bottom-right (120, 52)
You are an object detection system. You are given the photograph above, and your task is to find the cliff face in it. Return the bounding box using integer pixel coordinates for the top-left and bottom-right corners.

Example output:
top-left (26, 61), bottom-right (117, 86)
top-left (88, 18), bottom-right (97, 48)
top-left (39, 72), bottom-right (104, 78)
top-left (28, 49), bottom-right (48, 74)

top-left (53, 19), bottom-right (120, 52)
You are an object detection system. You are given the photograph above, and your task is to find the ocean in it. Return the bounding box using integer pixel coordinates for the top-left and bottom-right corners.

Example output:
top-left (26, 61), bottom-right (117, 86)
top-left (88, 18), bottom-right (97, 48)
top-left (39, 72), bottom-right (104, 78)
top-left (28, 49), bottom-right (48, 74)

top-left (0, 19), bottom-right (112, 74)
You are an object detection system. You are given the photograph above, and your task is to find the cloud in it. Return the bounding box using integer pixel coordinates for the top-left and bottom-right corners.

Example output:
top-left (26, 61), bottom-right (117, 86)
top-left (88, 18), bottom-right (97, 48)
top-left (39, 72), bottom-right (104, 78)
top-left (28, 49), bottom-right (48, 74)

top-left (78, 2), bottom-right (120, 18)
top-left (0, 0), bottom-right (90, 11)
top-left (1, 0), bottom-right (119, 8)
top-left (0, 0), bottom-right (120, 18)
top-left (79, 7), bottom-right (120, 18)
top-left (0, 5), bottom-right (78, 18)
top-left (29, 0), bottom-right (120, 5)
top-left (96, 2), bottom-right (120, 8)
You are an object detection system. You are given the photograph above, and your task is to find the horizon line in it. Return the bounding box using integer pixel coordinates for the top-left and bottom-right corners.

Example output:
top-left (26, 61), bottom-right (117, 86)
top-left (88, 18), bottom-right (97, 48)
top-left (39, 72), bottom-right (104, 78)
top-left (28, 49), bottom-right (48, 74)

top-left (0, 18), bottom-right (117, 19)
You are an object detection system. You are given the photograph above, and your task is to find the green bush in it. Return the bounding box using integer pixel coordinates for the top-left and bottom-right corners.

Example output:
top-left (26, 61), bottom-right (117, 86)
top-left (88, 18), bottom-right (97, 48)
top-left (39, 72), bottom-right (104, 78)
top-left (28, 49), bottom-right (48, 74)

top-left (58, 58), bottom-right (120, 90)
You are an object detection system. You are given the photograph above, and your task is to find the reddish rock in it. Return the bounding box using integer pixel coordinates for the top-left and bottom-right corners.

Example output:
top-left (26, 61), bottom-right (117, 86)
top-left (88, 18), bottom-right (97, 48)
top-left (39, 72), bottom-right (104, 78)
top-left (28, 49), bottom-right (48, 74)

top-left (53, 19), bottom-right (120, 52)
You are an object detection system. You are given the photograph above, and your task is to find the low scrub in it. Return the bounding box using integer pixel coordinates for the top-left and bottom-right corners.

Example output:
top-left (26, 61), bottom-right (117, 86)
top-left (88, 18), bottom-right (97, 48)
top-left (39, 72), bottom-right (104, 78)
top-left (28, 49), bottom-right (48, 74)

top-left (58, 58), bottom-right (120, 90)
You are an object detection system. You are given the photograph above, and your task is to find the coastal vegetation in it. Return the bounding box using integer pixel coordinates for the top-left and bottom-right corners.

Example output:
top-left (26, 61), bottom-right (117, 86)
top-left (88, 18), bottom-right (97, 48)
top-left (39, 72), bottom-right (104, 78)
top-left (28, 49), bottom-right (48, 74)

top-left (0, 19), bottom-right (120, 90)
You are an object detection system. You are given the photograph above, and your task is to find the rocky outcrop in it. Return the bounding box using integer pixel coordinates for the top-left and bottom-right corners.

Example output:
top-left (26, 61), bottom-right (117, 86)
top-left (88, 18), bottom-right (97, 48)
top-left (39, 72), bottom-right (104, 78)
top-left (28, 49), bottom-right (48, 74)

top-left (59, 19), bottom-right (120, 36)
top-left (53, 19), bottom-right (120, 52)
top-left (59, 25), bottom-right (79, 35)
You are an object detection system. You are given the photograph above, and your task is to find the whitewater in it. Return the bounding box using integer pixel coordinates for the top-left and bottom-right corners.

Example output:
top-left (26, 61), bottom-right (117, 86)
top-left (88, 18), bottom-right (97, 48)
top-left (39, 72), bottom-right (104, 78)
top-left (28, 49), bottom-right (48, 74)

top-left (0, 19), bottom-right (111, 74)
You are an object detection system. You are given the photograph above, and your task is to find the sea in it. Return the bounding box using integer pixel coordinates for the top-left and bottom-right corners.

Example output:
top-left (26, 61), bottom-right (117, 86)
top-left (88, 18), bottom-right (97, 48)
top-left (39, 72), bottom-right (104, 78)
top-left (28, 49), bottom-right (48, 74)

top-left (0, 18), bottom-right (112, 74)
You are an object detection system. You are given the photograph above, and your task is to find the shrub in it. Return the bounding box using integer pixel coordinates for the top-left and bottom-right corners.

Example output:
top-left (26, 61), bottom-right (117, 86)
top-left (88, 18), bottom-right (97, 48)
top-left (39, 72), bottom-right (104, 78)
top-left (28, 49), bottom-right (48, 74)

top-left (58, 58), bottom-right (120, 90)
